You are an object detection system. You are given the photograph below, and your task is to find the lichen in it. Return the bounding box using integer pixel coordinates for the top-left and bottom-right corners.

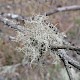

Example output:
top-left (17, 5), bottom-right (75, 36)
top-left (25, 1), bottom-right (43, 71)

top-left (15, 15), bottom-right (66, 64)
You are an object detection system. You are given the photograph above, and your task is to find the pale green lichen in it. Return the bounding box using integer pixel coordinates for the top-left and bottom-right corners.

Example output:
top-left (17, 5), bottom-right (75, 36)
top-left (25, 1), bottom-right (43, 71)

top-left (15, 15), bottom-right (66, 64)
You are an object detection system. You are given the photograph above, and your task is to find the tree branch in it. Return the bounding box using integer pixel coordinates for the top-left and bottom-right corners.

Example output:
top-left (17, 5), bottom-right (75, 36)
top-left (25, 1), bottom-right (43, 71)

top-left (62, 59), bottom-right (74, 80)
top-left (0, 15), bottom-right (25, 33)
top-left (46, 5), bottom-right (80, 16)
top-left (50, 45), bottom-right (80, 55)
top-left (51, 46), bottom-right (80, 70)
top-left (1, 5), bottom-right (80, 20)
top-left (0, 12), bottom-right (27, 21)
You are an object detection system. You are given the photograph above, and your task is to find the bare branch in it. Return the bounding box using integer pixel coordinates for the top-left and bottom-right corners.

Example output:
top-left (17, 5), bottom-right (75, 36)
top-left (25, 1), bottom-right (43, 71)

top-left (46, 5), bottom-right (80, 16)
top-left (50, 45), bottom-right (80, 55)
top-left (62, 52), bottom-right (80, 70)
top-left (62, 59), bottom-right (74, 80)
top-left (0, 15), bottom-right (25, 33)
top-left (1, 5), bottom-right (80, 20)
top-left (0, 12), bottom-right (27, 21)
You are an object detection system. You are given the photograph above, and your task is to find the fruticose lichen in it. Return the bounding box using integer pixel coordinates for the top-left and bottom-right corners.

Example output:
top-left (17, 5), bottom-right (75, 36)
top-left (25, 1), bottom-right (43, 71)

top-left (15, 15), bottom-right (68, 64)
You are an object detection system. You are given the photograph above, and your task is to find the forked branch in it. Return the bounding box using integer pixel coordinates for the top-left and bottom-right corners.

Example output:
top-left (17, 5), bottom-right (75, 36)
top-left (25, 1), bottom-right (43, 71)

top-left (50, 46), bottom-right (80, 70)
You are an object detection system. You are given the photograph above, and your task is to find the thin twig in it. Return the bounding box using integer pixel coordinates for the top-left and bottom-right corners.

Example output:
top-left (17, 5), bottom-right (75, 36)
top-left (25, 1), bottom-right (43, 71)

top-left (50, 45), bottom-right (80, 55)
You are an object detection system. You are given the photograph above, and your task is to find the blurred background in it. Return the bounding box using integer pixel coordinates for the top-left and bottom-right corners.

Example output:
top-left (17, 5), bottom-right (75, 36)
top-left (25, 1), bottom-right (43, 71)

top-left (0, 0), bottom-right (80, 80)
